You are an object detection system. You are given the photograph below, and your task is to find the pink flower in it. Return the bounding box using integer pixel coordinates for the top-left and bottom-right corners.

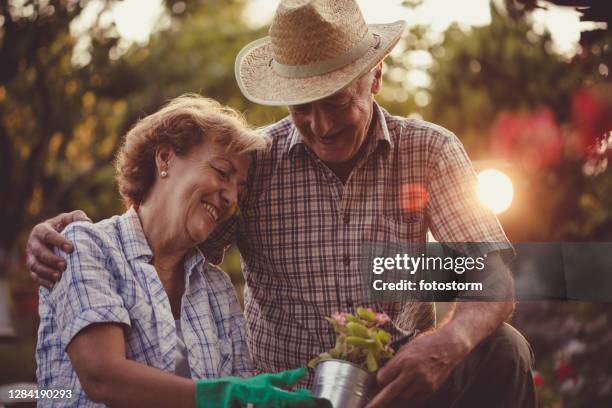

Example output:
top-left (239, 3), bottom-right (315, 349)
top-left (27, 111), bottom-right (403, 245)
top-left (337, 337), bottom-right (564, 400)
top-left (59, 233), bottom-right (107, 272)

top-left (330, 312), bottom-right (348, 326)
top-left (375, 312), bottom-right (391, 326)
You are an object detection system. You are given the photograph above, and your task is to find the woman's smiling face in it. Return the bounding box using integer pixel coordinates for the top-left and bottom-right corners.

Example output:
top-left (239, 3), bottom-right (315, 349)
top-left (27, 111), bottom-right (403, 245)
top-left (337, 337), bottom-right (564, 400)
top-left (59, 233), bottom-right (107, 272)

top-left (157, 140), bottom-right (249, 246)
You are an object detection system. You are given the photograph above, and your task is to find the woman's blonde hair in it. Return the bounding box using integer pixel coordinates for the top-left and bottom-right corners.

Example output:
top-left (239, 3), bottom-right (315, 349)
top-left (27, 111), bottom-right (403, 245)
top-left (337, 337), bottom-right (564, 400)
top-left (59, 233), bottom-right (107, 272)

top-left (115, 93), bottom-right (269, 207)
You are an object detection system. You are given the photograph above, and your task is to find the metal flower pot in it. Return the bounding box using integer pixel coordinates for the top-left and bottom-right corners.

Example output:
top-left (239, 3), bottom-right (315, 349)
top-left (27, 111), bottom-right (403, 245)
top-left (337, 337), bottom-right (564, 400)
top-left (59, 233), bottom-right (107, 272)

top-left (311, 359), bottom-right (377, 408)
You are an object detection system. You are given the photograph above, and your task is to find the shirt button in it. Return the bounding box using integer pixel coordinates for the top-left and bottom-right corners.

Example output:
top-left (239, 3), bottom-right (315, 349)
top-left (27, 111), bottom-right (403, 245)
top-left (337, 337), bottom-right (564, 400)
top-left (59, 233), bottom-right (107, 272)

top-left (220, 340), bottom-right (232, 355)
top-left (343, 255), bottom-right (350, 266)
top-left (343, 213), bottom-right (350, 224)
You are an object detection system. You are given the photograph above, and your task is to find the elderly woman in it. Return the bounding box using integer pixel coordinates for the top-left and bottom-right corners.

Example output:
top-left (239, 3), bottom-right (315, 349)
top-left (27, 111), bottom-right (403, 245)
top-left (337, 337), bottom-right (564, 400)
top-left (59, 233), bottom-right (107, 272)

top-left (36, 95), bottom-right (323, 407)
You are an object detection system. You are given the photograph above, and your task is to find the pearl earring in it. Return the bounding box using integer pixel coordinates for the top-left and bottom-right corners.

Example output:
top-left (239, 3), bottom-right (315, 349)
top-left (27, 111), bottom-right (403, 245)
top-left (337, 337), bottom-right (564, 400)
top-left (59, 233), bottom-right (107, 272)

top-left (160, 170), bottom-right (168, 178)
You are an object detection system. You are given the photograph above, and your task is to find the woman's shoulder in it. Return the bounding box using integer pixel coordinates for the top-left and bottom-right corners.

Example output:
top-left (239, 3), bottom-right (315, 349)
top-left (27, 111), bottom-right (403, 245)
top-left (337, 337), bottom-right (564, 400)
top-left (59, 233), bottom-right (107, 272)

top-left (59, 215), bottom-right (124, 257)
top-left (49, 215), bottom-right (130, 300)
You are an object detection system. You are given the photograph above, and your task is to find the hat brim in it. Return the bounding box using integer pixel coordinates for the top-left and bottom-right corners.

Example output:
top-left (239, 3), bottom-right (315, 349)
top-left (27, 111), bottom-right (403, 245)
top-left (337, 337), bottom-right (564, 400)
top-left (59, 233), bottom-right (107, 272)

top-left (235, 21), bottom-right (406, 106)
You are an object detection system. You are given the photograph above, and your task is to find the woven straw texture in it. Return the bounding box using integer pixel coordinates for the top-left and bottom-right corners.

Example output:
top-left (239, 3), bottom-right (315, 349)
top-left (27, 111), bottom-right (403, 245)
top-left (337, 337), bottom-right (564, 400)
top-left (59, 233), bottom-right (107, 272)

top-left (269, 0), bottom-right (368, 65)
top-left (235, 0), bottom-right (405, 106)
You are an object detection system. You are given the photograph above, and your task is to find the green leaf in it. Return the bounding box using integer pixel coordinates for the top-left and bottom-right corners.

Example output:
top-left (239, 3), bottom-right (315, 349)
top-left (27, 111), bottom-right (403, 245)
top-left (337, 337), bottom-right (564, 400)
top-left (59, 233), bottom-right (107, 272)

top-left (346, 336), bottom-right (376, 348)
top-left (357, 307), bottom-right (377, 322)
top-left (346, 314), bottom-right (360, 323)
top-left (346, 322), bottom-right (370, 338)
top-left (366, 350), bottom-right (378, 372)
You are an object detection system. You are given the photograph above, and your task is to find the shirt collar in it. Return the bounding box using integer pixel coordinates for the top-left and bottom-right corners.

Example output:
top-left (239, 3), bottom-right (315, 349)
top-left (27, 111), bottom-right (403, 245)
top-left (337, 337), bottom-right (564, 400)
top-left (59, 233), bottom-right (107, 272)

top-left (374, 102), bottom-right (391, 151)
top-left (287, 125), bottom-right (303, 155)
top-left (287, 101), bottom-right (391, 158)
top-left (369, 102), bottom-right (392, 158)
top-left (119, 207), bottom-right (153, 262)
top-left (183, 246), bottom-right (207, 277)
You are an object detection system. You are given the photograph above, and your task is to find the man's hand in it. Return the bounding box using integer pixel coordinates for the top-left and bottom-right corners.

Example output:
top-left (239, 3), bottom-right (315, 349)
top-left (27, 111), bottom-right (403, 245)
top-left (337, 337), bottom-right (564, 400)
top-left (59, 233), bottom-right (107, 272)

top-left (366, 329), bottom-right (469, 407)
top-left (26, 210), bottom-right (92, 288)
top-left (367, 253), bottom-right (514, 407)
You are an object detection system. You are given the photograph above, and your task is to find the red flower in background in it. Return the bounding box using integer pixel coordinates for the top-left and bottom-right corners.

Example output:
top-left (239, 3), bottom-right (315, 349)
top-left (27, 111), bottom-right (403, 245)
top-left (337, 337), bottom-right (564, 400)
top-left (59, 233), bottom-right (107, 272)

top-left (491, 107), bottom-right (563, 173)
top-left (572, 85), bottom-right (612, 156)
top-left (554, 360), bottom-right (576, 382)
top-left (533, 370), bottom-right (545, 387)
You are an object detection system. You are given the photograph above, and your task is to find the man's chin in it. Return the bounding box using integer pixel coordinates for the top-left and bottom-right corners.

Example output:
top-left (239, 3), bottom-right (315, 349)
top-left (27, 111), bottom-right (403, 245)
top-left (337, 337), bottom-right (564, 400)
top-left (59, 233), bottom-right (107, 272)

top-left (315, 150), bottom-right (352, 164)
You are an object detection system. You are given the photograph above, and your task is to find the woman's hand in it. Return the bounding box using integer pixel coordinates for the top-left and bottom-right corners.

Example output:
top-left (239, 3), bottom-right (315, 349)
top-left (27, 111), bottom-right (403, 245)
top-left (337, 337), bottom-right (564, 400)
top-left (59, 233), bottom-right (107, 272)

top-left (25, 210), bottom-right (91, 288)
top-left (196, 367), bottom-right (331, 408)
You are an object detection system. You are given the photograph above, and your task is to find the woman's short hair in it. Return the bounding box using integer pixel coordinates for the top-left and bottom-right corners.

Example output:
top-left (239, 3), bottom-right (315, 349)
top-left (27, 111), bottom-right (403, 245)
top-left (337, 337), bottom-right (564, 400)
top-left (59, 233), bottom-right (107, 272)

top-left (115, 93), bottom-right (269, 207)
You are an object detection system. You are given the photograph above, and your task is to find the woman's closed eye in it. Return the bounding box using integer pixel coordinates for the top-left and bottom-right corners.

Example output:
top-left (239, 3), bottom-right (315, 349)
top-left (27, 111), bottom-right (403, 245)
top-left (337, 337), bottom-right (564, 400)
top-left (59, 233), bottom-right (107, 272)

top-left (212, 166), bottom-right (229, 180)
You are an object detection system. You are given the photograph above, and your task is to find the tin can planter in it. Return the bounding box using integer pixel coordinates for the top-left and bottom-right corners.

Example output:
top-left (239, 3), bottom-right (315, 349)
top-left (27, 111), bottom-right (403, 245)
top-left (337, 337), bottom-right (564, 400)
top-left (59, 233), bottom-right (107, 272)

top-left (311, 359), bottom-right (377, 408)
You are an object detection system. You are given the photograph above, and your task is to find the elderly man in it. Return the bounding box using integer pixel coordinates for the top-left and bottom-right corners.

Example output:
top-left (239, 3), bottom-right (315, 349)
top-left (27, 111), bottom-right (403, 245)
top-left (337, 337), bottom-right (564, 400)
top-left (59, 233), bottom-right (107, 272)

top-left (27, 0), bottom-right (535, 406)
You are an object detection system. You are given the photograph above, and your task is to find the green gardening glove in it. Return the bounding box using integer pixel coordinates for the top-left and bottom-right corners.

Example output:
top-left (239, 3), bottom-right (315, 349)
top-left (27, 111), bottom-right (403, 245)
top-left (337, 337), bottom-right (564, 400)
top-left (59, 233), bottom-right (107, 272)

top-left (195, 367), bottom-right (331, 408)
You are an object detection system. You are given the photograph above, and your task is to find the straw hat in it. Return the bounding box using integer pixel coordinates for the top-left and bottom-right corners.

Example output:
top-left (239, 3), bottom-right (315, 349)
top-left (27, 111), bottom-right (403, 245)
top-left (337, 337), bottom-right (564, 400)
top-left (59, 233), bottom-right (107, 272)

top-left (235, 0), bottom-right (406, 106)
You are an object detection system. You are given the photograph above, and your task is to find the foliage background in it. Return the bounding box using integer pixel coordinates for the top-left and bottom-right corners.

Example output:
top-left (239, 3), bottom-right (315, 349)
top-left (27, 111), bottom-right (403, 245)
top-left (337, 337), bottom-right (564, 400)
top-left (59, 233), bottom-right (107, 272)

top-left (0, 0), bottom-right (610, 406)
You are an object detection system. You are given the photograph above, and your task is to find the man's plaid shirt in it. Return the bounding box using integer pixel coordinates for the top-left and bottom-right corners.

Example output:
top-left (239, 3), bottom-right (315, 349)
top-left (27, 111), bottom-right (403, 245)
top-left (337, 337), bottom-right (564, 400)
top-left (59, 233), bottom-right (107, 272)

top-left (204, 103), bottom-right (511, 380)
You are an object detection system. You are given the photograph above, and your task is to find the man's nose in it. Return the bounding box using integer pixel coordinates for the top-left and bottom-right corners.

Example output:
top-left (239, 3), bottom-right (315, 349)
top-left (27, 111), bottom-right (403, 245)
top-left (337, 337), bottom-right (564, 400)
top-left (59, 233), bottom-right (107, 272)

top-left (310, 106), bottom-right (334, 137)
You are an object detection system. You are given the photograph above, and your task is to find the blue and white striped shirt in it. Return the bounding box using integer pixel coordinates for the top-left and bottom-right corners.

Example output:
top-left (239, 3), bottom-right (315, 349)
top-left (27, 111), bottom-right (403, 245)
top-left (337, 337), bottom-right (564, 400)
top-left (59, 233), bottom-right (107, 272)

top-left (36, 207), bottom-right (253, 407)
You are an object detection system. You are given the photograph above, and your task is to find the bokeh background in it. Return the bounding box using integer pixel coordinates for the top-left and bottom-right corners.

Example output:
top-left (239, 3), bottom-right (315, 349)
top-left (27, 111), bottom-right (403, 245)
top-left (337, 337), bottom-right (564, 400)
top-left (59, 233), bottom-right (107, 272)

top-left (0, 0), bottom-right (611, 406)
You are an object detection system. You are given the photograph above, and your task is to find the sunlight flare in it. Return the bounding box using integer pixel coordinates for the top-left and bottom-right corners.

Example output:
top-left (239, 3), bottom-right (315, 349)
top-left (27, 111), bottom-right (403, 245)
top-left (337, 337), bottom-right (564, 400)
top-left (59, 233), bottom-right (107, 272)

top-left (477, 169), bottom-right (514, 214)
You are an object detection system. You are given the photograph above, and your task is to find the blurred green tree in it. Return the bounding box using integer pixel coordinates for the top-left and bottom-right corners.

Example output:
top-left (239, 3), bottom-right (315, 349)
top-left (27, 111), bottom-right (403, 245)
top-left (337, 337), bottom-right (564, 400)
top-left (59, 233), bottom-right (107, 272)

top-left (0, 0), bottom-right (281, 282)
top-left (1, 0), bottom-right (139, 272)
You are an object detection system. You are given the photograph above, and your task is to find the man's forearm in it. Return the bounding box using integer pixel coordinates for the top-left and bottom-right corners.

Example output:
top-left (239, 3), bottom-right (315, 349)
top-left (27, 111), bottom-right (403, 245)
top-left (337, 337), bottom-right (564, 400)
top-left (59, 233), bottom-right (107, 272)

top-left (435, 300), bottom-right (514, 360)
top-left (431, 250), bottom-right (515, 361)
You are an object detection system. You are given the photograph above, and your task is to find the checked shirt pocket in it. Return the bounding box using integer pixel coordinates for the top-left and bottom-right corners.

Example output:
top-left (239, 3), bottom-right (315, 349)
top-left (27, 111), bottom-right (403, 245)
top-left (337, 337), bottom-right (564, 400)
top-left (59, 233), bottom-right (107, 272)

top-left (366, 213), bottom-right (426, 244)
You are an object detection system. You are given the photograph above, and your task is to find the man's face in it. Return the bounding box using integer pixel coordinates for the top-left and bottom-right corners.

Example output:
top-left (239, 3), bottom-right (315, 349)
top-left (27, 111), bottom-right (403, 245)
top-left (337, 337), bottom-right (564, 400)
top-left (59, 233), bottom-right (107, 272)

top-left (288, 68), bottom-right (380, 164)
